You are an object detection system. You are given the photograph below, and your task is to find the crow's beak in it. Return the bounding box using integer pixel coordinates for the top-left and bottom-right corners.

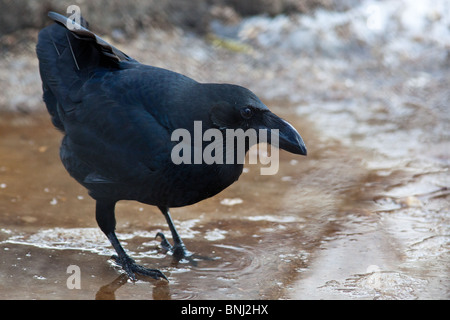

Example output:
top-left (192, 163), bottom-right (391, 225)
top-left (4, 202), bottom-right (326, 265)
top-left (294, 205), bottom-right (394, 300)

top-left (262, 111), bottom-right (307, 156)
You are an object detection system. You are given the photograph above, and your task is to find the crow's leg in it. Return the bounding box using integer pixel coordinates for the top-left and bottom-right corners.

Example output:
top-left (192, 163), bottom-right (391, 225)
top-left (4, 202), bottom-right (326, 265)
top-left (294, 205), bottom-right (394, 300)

top-left (96, 200), bottom-right (167, 281)
top-left (156, 206), bottom-right (192, 261)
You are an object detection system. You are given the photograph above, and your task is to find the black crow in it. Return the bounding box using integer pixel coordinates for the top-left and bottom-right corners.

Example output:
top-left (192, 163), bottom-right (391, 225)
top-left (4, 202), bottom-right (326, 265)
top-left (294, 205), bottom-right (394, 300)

top-left (36, 12), bottom-right (307, 281)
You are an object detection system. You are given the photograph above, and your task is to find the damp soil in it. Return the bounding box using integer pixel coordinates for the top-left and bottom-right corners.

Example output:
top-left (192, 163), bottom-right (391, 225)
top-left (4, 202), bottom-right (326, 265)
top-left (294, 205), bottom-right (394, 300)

top-left (0, 104), bottom-right (448, 300)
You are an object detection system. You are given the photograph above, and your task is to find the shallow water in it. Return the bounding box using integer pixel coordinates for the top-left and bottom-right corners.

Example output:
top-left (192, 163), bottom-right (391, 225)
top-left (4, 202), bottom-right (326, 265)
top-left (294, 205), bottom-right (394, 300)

top-left (0, 105), bottom-right (448, 299)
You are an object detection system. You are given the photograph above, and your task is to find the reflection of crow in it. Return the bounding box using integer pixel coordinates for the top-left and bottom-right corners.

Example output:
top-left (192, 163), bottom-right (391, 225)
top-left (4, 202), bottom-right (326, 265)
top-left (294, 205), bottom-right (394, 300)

top-left (36, 12), bottom-right (306, 281)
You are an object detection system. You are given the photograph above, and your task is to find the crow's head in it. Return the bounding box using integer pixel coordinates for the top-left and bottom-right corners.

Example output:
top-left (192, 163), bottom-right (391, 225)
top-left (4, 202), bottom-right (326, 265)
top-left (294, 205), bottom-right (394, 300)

top-left (207, 84), bottom-right (307, 156)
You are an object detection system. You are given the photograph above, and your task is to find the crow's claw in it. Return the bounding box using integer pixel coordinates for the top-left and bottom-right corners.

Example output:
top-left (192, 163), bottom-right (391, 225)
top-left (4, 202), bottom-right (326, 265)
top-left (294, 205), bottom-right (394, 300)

top-left (111, 254), bottom-right (168, 282)
top-left (155, 232), bottom-right (193, 261)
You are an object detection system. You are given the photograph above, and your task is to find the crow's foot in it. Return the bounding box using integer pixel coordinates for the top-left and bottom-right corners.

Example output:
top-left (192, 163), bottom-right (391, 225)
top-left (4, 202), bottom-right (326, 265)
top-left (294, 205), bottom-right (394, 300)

top-left (155, 232), bottom-right (193, 261)
top-left (111, 254), bottom-right (168, 282)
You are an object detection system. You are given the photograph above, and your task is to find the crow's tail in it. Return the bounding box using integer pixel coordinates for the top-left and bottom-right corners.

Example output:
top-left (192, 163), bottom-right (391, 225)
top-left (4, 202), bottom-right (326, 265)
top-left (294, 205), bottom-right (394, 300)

top-left (36, 12), bottom-right (136, 131)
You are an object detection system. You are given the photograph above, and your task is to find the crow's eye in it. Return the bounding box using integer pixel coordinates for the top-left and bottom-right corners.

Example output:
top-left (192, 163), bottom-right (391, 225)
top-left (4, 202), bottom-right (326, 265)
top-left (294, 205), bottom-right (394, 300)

top-left (240, 107), bottom-right (253, 119)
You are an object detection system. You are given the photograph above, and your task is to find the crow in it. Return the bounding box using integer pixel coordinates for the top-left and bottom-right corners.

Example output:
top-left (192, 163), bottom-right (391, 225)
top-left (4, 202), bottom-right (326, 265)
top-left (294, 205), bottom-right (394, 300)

top-left (36, 12), bottom-right (307, 281)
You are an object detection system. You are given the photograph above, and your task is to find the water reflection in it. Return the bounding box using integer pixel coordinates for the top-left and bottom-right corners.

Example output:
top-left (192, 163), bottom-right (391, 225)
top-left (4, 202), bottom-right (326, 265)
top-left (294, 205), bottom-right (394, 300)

top-left (95, 275), bottom-right (130, 300)
top-left (95, 275), bottom-right (171, 300)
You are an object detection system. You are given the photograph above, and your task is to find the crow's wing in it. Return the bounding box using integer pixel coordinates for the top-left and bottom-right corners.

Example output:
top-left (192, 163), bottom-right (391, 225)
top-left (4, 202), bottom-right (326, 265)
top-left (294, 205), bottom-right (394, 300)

top-left (47, 11), bottom-right (134, 64)
top-left (36, 12), bottom-right (136, 131)
top-left (36, 12), bottom-right (179, 184)
top-left (60, 68), bottom-right (178, 185)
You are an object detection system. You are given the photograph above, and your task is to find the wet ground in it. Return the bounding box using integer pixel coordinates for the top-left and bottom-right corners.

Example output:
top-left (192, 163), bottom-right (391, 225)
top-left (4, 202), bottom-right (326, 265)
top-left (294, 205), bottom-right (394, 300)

top-left (0, 0), bottom-right (449, 299)
top-left (0, 102), bottom-right (448, 300)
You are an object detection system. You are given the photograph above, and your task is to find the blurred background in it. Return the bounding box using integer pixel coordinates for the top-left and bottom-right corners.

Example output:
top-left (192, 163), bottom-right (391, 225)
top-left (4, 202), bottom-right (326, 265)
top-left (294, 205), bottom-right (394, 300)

top-left (0, 0), bottom-right (449, 114)
top-left (0, 0), bottom-right (360, 113)
top-left (0, 0), bottom-right (449, 299)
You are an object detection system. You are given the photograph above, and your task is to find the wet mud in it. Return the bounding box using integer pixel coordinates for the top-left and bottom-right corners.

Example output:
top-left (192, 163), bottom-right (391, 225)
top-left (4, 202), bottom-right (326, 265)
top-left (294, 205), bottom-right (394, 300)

top-left (0, 103), bottom-right (447, 299)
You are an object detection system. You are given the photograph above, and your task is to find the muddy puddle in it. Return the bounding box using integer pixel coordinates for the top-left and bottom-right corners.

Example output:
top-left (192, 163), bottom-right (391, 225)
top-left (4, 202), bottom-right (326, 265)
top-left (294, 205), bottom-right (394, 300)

top-left (0, 103), bottom-right (448, 300)
top-left (0, 0), bottom-right (449, 300)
